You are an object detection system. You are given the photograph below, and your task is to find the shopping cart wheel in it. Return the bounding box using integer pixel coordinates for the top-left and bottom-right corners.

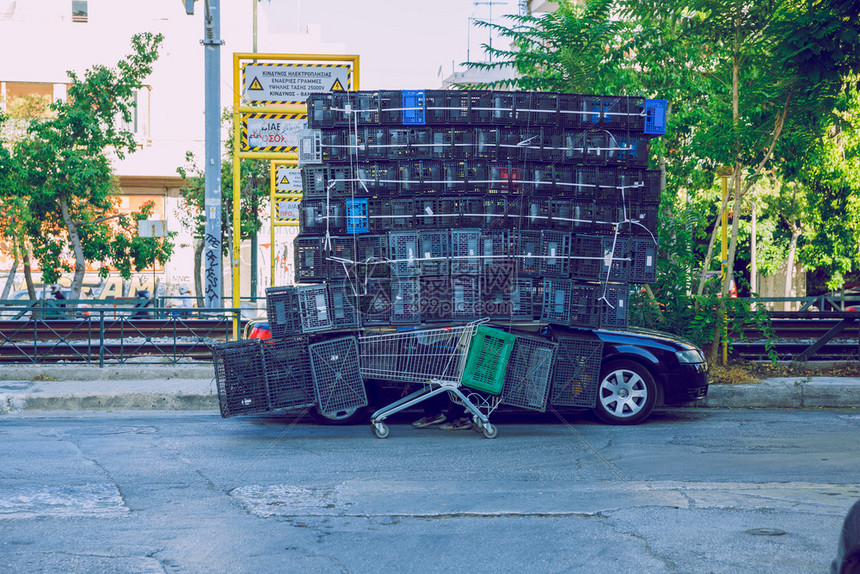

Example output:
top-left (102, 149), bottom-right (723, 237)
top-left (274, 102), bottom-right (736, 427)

top-left (372, 422), bottom-right (390, 439)
top-left (482, 424), bottom-right (497, 439)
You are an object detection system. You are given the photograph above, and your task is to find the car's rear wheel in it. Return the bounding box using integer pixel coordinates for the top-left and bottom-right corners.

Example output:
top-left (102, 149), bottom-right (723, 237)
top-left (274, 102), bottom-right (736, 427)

top-left (593, 360), bottom-right (656, 425)
top-left (310, 405), bottom-right (368, 426)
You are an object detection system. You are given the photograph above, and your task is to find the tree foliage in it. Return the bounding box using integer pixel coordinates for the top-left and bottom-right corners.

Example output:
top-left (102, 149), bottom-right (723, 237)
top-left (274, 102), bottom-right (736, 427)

top-left (466, 0), bottom-right (860, 357)
top-left (2, 33), bottom-right (174, 301)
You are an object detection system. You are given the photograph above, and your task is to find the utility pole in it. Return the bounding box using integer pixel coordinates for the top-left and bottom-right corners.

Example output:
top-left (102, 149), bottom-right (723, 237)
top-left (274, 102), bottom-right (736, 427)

top-left (202, 0), bottom-right (223, 310)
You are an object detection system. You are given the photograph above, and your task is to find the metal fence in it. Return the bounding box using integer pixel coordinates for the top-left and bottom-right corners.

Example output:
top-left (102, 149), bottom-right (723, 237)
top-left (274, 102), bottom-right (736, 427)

top-left (0, 300), bottom-right (244, 366)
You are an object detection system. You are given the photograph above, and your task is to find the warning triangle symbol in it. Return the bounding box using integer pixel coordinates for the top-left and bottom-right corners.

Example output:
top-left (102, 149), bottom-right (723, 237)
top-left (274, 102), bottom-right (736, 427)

top-left (280, 176), bottom-right (290, 185)
top-left (330, 78), bottom-right (346, 92)
top-left (249, 77), bottom-right (264, 91)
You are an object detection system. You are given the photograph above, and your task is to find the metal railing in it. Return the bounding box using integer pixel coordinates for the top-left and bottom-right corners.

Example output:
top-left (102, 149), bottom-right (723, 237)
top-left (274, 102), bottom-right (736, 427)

top-left (0, 299), bottom-right (251, 366)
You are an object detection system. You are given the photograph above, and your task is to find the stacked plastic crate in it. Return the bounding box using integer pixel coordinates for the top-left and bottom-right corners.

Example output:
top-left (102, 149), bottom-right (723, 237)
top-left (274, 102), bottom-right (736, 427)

top-left (296, 89), bottom-right (666, 330)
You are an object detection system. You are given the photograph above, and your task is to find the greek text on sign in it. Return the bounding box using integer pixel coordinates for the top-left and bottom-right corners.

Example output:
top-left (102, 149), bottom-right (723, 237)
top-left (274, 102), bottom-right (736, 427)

top-left (275, 195), bottom-right (301, 225)
top-left (243, 115), bottom-right (306, 151)
top-left (276, 166), bottom-right (302, 192)
top-left (243, 63), bottom-right (350, 104)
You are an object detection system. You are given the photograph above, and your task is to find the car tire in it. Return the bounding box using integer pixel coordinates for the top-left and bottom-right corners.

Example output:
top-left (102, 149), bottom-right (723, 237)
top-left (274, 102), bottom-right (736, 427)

top-left (592, 360), bottom-right (657, 425)
top-left (309, 405), bottom-right (368, 426)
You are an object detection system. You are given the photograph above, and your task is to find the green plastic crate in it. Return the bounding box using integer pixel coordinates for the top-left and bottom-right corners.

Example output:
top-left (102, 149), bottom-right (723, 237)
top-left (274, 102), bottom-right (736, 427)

top-left (460, 325), bottom-right (516, 395)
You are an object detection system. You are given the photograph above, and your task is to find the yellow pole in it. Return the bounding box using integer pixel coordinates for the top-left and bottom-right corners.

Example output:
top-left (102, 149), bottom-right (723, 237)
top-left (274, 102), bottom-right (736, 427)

top-left (270, 162), bottom-right (276, 287)
top-left (232, 54), bottom-right (242, 340)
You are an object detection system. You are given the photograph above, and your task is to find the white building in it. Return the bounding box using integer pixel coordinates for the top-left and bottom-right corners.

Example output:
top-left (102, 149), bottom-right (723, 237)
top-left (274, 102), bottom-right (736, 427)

top-left (0, 0), bottom-right (345, 301)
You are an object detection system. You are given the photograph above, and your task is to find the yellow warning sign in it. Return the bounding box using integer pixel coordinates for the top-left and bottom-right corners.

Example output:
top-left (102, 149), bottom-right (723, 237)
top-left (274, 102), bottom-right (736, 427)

top-left (249, 77), bottom-right (264, 91)
top-left (330, 78), bottom-right (346, 91)
top-left (280, 176), bottom-right (290, 185)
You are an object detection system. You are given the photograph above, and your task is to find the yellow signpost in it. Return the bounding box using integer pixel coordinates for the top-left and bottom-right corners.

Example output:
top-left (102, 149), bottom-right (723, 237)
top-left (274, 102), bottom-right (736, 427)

top-left (232, 53), bottom-right (359, 338)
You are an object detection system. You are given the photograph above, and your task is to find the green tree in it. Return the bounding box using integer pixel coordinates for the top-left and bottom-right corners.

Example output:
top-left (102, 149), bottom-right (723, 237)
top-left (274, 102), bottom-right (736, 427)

top-left (469, 0), bottom-right (860, 358)
top-left (7, 33), bottom-right (174, 302)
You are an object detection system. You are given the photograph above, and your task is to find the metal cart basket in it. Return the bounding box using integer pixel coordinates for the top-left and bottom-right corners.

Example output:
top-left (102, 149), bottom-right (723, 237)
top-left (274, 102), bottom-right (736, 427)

top-left (359, 321), bottom-right (499, 438)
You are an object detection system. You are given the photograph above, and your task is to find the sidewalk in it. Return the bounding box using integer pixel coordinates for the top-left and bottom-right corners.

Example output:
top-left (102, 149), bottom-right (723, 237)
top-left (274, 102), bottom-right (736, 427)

top-left (1, 364), bottom-right (860, 414)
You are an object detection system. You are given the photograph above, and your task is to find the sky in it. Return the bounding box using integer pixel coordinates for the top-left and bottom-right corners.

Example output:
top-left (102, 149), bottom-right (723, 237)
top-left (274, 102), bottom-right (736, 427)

top-left (258, 0), bottom-right (518, 89)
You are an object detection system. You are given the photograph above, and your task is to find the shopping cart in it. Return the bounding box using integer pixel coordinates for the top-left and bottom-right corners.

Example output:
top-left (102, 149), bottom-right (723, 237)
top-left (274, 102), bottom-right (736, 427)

top-left (358, 321), bottom-right (500, 439)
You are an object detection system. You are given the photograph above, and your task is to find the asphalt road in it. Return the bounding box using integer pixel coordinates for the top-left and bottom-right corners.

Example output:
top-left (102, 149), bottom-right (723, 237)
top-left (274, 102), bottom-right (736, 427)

top-left (2, 408), bottom-right (858, 573)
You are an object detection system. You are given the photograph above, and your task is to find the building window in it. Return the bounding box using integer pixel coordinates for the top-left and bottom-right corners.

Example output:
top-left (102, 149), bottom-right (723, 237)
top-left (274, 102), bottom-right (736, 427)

top-left (72, 0), bottom-right (87, 22)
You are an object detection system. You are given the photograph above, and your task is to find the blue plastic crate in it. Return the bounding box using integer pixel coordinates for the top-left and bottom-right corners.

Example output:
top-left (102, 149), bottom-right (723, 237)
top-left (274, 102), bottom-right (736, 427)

top-left (644, 99), bottom-right (668, 135)
top-left (402, 90), bottom-right (426, 125)
top-left (345, 198), bottom-right (369, 234)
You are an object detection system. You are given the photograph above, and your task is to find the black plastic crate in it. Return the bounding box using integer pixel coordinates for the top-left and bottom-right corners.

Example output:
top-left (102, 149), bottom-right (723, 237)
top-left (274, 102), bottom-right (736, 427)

top-left (475, 127), bottom-right (501, 159)
top-left (570, 235), bottom-right (603, 282)
top-left (325, 236), bottom-right (357, 280)
top-left (548, 199), bottom-right (573, 231)
top-left (265, 286), bottom-right (302, 338)
top-left (441, 160), bottom-right (468, 193)
top-left (512, 277), bottom-right (541, 321)
top-left (561, 131), bottom-right (588, 163)
top-left (482, 196), bottom-right (510, 229)
top-left (451, 126), bottom-right (475, 159)
top-left (617, 133), bottom-right (649, 167)
top-left (386, 127), bottom-right (412, 160)
top-left (307, 93), bottom-right (334, 129)
top-left (630, 237), bottom-right (658, 284)
top-left (388, 230), bottom-right (420, 277)
top-left (261, 335), bottom-right (316, 411)
top-left (541, 231), bottom-right (573, 278)
top-left (300, 198), bottom-right (345, 236)
top-left (481, 266), bottom-right (513, 320)
top-left (295, 236), bottom-right (326, 282)
top-left (425, 90), bottom-right (471, 124)
top-left (514, 230), bottom-right (542, 277)
top-left (320, 130), bottom-right (352, 162)
top-left (601, 95), bottom-right (631, 131)
top-left (355, 234), bottom-right (390, 277)
top-left (530, 163), bottom-right (555, 195)
top-left (328, 281), bottom-right (361, 329)
top-left (213, 339), bottom-right (269, 417)
top-left (482, 230), bottom-right (513, 274)
top-left (463, 161), bottom-right (488, 195)
top-left (451, 228), bottom-right (482, 275)
top-left (501, 332), bottom-right (558, 412)
top-left (308, 336), bottom-right (368, 418)
top-left (472, 91), bottom-right (515, 125)
top-left (523, 196), bottom-right (550, 230)
top-left (594, 201), bottom-right (625, 235)
top-left (548, 333), bottom-right (604, 408)
top-left (451, 275), bottom-right (481, 322)
top-left (627, 97), bottom-right (647, 132)
top-left (624, 202), bottom-right (659, 237)
top-left (349, 91), bottom-right (382, 125)
top-left (418, 230), bottom-right (450, 276)
top-left (390, 276), bottom-right (421, 324)
top-left (379, 90), bottom-right (403, 124)
top-left (301, 165), bottom-right (330, 198)
top-left (541, 277), bottom-right (572, 325)
top-left (570, 199), bottom-right (596, 233)
top-left (357, 278), bottom-right (392, 325)
top-left (600, 284), bottom-right (629, 329)
top-left (420, 275), bottom-right (452, 323)
top-left (356, 162), bottom-right (397, 196)
top-left (389, 199), bottom-right (416, 230)
top-left (414, 197), bottom-right (458, 229)
top-left (568, 282), bottom-right (601, 328)
top-left (399, 160), bottom-right (441, 195)
top-left (558, 94), bottom-right (601, 129)
top-left (600, 236), bottom-right (630, 283)
top-left (459, 196), bottom-right (484, 228)
top-left (297, 284), bottom-right (332, 333)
